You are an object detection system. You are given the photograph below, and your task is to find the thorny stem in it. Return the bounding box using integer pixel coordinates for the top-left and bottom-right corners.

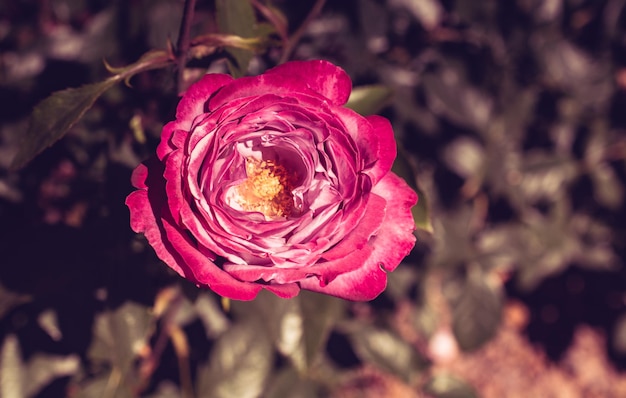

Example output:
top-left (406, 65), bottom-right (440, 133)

top-left (176, 0), bottom-right (198, 93)
top-left (278, 0), bottom-right (327, 64)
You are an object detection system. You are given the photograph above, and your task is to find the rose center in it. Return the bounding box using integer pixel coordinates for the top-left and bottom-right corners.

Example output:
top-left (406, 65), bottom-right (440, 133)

top-left (235, 157), bottom-right (297, 218)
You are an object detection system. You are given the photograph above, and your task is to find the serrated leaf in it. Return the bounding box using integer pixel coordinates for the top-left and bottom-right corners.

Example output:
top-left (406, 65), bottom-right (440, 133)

top-left (103, 49), bottom-right (173, 81)
top-left (11, 50), bottom-right (172, 170)
top-left (449, 268), bottom-right (502, 351)
top-left (423, 374), bottom-right (478, 398)
top-left (347, 326), bottom-right (427, 380)
top-left (10, 78), bottom-right (118, 170)
top-left (190, 33), bottom-right (273, 54)
top-left (196, 319), bottom-right (273, 398)
top-left (346, 85), bottom-right (393, 116)
top-left (0, 335), bottom-right (24, 398)
top-left (216, 0), bottom-right (257, 77)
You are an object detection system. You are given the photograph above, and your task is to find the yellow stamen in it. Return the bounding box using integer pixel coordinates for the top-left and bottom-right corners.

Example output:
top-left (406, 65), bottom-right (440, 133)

top-left (235, 157), bottom-right (297, 218)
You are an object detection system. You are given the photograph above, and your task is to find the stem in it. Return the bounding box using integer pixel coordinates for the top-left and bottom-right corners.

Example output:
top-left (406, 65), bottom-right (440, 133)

top-left (176, 0), bottom-right (198, 93)
top-left (251, 0), bottom-right (288, 41)
top-left (278, 0), bottom-right (327, 64)
top-left (169, 325), bottom-right (194, 398)
top-left (135, 288), bottom-right (184, 395)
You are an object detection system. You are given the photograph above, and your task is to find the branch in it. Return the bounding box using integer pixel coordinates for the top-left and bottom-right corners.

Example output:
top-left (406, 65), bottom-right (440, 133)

top-left (279, 0), bottom-right (326, 64)
top-left (176, 0), bottom-right (198, 93)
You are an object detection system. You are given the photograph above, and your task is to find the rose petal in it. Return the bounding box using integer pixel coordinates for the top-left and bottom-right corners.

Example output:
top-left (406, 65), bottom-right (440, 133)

top-left (264, 60), bottom-right (352, 105)
top-left (263, 283), bottom-right (300, 298)
top-left (370, 172), bottom-right (418, 272)
top-left (299, 172), bottom-right (417, 300)
top-left (333, 109), bottom-right (396, 185)
top-left (176, 73), bottom-right (234, 129)
top-left (130, 162), bottom-right (149, 189)
top-left (298, 259), bottom-right (387, 301)
top-left (126, 189), bottom-right (188, 278)
top-left (321, 193), bottom-right (386, 261)
top-left (364, 115), bottom-right (396, 184)
top-left (208, 60), bottom-right (352, 110)
top-left (161, 217), bottom-right (262, 300)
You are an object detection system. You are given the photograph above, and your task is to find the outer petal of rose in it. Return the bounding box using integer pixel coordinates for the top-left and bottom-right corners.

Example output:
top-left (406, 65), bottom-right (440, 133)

top-left (126, 189), bottom-right (188, 278)
top-left (127, 158), bottom-right (198, 279)
top-left (299, 173), bottom-right (417, 300)
top-left (163, 149), bottom-right (190, 226)
top-left (161, 218), bottom-right (263, 300)
top-left (263, 283), bottom-right (300, 299)
top-left (208, 60), bottom-right (352, 109)
top-left (157, 122), bottom-right (179, 160)
top-left (365, 115), bottom-right (396, 184)
top-left (175, 73), bottom-right (234, 129)
top-left (126, 159), bottom-right (261, 300)
top-left (156, 74), bottom-right (233, 160)
top-left (264, 60), bottom-right (352, 105)
top-left (370, 172), bottom-right (418, 272)
top-left (130, 162), bottom-right (149, 189)
top-left (222, 241), bottom-right (371, 285)
top-left (298, 260), bottom-right (387, 301)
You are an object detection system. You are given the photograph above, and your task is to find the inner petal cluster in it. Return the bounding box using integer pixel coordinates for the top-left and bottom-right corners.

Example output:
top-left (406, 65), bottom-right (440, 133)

top-left (235, 157), bottom-right (298, 219)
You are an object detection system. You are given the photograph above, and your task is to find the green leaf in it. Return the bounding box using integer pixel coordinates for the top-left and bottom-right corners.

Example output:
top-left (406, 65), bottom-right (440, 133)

top-left (194, 292), bottom-right (231, 338)
top-left (87, 302), bottom-right (152, 379)
top-left (196, 319), bottom-right (274, 398)
top-left (448, 267), bottom-right (502, 351)
top-left (299, 291), bottom-right (346, 371)
top-left (345, 85), bottom-right (393, 115)
top-left (347, 326), bottom-right (427, 381)
top-left (10, 78), bottom-right (118, 170)
top-left (216, 0), bottom-right (257, 77)
top-left (232, 290), bottom-right (344, 374)
top-left (11, 50), bottom-right (172, 170)
top-left (190, 33), bottom-right (273, 55)
top-left (423, 374), bottom-right (478, 398)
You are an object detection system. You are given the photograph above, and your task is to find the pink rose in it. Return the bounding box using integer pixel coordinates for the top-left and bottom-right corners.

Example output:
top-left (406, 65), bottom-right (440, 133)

top-left (126, 60), bottom-right (417, 301)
